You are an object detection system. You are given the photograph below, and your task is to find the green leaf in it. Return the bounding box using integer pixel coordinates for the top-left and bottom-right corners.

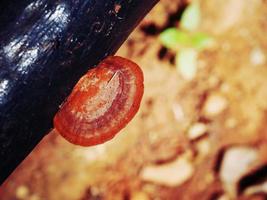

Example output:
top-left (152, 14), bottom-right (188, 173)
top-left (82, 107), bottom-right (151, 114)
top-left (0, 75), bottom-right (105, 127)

top-left (159, 28), bottom-right (191, 50)
top-left (191, 32), bottom-right (214, 50)
top-left (180, 3), bottom-right (201, 31)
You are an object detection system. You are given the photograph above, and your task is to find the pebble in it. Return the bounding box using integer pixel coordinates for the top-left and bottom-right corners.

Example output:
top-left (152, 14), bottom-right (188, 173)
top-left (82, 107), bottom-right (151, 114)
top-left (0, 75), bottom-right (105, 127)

top-left (16, 185), bottom-right (30, 199)
top-left (250, 47), bottom-right (266, 66)
top-left (219, 147), bottom-right (258, 196)
top-left (187, 123), bottom-right (207, 140)
top-left (176, 49), bottom-right (198, 81)
top-left (140, 153), bottom-right (194, 187)
top-left (203, 94), bottom-right (228, 117)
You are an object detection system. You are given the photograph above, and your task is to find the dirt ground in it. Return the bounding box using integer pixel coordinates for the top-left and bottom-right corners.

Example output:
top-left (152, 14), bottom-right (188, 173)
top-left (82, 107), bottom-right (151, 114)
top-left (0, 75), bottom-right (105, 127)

top-left (1, 0), bottom-right (267, 199)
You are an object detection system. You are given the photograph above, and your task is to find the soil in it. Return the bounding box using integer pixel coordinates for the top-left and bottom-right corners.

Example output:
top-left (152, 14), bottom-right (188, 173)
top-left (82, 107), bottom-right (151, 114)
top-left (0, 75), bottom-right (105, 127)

top-left (1, 0), bottom-right (267, 200)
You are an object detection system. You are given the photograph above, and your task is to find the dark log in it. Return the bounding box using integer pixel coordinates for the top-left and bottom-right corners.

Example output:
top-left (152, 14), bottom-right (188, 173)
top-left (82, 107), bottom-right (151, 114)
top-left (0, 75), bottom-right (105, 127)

top-left (0, 0), bottom-right (158, 184)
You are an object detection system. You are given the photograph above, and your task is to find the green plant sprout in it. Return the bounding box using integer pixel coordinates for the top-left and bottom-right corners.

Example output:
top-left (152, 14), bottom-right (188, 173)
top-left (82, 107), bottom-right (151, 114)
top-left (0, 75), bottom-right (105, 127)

top-left (159, 2), bottom-right (214, 80)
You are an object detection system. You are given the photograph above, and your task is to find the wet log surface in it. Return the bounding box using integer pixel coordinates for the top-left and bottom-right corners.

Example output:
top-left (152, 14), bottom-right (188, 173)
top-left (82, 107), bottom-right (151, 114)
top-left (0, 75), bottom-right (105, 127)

top-left (0, 0), bottom-right (158, 184)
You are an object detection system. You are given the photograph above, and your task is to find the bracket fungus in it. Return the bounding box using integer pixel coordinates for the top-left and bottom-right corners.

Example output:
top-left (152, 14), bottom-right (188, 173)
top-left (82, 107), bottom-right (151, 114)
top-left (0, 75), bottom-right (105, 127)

top-left (54, 56), bottom-right (144, 146)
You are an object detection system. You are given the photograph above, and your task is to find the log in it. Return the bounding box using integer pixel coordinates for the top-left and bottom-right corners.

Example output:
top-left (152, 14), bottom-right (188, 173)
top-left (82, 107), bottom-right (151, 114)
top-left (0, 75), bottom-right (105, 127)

top-left (0, 0), bottom-right (158, 184)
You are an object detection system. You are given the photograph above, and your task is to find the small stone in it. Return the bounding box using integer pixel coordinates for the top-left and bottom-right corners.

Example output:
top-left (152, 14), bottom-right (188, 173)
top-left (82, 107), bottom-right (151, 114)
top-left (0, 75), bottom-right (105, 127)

top-left (219, 147), bottom-right (258, 196)
top-left (203, 94), bottom-right (228, 117)
top-left (16, 185), bottom-right (30, 199)
top-left (176, 49), bottom-right (198, 81)
top-left (140, 154), bottom-right (194, 187)
top-left (250, 47), bottom-right (266, 66)
top-left (187, 123), bottom-right (207, 140)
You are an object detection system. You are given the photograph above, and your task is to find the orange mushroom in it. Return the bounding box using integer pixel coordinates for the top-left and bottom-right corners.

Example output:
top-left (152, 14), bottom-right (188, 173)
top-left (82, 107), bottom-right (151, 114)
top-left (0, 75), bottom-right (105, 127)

top-left (54, 56), bottom-right (144, 146)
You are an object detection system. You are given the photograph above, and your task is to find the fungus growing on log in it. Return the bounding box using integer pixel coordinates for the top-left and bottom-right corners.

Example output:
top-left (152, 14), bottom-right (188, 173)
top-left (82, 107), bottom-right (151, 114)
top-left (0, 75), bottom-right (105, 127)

top-left (54, 56), bottom-right (144, 146)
